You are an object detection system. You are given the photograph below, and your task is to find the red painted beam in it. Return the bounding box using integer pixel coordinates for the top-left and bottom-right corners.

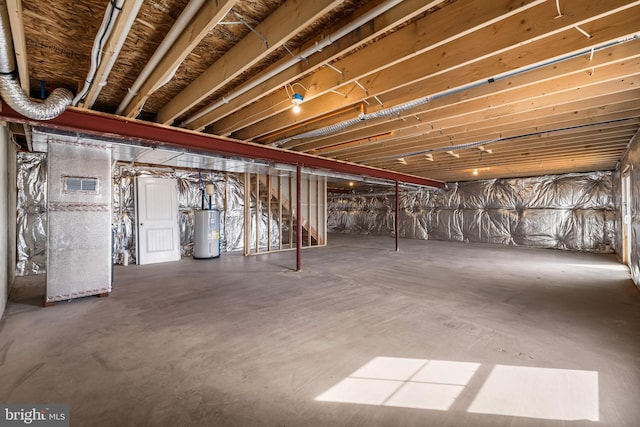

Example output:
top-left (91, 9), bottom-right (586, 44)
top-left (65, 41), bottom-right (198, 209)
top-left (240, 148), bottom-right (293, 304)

top-left (395, 180), bottom-right (400, 252)
top-left (0, 102), bottom-right (444, 188)
top-left (296, 164), bottom-right (302, 272)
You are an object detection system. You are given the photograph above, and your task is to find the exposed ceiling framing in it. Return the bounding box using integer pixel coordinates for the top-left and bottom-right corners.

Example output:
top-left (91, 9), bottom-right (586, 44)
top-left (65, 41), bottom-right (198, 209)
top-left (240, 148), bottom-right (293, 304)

top-left (1, 0), bottom-right (639, 183)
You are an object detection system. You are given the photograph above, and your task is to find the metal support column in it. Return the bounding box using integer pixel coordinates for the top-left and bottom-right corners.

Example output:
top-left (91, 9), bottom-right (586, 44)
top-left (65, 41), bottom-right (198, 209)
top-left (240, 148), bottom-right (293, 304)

top-left (296, 164), bottom-right (302, 271)
top-left (395, 180), bottom-right (400, 252)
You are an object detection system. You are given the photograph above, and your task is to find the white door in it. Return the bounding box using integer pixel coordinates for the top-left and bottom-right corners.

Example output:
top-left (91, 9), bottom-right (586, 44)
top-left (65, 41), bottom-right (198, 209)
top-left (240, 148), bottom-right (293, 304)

top-left (135, 176), bottom-right (181, 265)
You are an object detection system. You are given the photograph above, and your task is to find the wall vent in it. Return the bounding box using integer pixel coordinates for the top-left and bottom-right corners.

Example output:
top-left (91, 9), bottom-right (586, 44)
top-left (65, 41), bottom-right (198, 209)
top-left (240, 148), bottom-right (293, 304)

top-left (64, 176), bottom-right (98, 193)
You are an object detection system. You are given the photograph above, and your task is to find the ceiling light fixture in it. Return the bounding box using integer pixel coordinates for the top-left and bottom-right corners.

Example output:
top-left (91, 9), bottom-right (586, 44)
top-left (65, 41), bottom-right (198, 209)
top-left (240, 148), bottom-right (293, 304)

top-left (291, 93), bottom-right (304, 114)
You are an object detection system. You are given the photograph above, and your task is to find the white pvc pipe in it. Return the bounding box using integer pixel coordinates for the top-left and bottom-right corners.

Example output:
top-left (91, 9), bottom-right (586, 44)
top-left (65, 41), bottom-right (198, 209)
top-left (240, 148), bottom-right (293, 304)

top-left (73, 0), bottom-right (125, 105)
top-left (85, 0), bottom-right (144, 108)
top-left (183, 0), bottom-right (405, 127)
top-left (116, 0), bottom-right (206, 115)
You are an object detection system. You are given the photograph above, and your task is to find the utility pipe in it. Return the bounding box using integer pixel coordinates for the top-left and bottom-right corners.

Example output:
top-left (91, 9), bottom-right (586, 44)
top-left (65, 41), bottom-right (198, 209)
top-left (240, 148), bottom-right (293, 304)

top-left (116, 0), bottom-right (206, 115)
top-left (184, 0), bottom-right (405, 127)
top-left (85, 0), bottom-right (144, 108)
top-left (73, 0), bottom-right (125, 105)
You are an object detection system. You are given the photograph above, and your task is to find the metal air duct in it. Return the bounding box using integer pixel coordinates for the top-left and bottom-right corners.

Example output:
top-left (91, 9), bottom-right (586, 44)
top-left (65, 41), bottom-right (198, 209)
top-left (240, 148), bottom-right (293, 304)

top-left (0, 0), bottom-right (72, 120)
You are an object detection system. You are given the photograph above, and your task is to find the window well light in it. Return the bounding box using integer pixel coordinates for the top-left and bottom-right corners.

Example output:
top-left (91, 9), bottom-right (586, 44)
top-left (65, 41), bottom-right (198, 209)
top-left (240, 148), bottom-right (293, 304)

top-left (291, 93), bottom-right (304, 113)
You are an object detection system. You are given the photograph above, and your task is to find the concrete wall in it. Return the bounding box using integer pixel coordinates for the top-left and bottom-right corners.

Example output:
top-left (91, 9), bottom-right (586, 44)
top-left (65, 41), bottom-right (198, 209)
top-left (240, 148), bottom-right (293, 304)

top-left (618, 130), bottom-right (640, 286)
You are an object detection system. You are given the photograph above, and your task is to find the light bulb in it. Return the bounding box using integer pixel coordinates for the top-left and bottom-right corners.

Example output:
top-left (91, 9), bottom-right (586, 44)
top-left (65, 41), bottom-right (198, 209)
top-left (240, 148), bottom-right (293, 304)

top-left (291, 92), bottom-right (303, 114)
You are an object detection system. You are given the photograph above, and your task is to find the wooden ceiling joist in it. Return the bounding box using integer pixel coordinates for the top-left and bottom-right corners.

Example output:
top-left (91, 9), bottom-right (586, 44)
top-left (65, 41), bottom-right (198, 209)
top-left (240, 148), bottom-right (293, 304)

top-left (8, 0), bottom-right (640, 182)
top-left (235, 0), bottom-right (640, 142)
top-left (190, 0), bottom-right (448, 133)
top-left (121, 0), bottom-right (238, 118)
top-left (207, 0), bottom-right (544, 136)
top-left (292, 79), bottom-right (640, 157)
top-left (80, 0), bottom-right (144, 108)
top-left (156, 0), bottom-right (344, 125)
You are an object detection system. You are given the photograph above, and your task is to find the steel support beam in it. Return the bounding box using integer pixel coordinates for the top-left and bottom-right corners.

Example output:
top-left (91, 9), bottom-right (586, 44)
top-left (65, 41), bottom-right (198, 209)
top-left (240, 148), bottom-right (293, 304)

top-left (296, 164), bottom-right (302, 272)
top-left (0, 103), bottom-right (444, 188)
top-left (395, 180), bottom-right (400, 252)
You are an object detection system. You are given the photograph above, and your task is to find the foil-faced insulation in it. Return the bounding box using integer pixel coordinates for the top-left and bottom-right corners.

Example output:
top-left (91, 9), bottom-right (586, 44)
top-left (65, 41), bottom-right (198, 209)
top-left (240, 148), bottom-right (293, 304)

top-left (17, 150), bottom-right (617, 274)
top-left (17, 153), bottom-right (278, 272)
top-left (329, 172), bottom-right (615, 253)
top-left (16, 152), bottom-right (47, 275)
top-left (613, 168), bottom-right (623, 260)
top-left (46, 136), bottom-right (112, 302)
top-left (618, 133), bottom-right (640, 284)
top-left (112, 165), bottom-right (252, 264)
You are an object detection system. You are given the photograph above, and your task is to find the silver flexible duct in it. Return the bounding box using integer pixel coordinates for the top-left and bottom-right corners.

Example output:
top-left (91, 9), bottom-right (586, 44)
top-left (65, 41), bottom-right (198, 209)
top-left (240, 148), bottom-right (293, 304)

top-left (0, 0), bottom-right (72, 120)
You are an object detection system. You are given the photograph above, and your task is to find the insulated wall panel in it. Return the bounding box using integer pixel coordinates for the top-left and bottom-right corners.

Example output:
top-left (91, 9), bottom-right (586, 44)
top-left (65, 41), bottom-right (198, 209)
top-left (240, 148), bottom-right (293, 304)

top-left (45, 134), bottom-right (112, 302)
top-left (16, 152), bottom-right (46, 275)
top-left (329, 171), bottom-right (615, 253)
top-left (617, 130), bottom-right (640, 285)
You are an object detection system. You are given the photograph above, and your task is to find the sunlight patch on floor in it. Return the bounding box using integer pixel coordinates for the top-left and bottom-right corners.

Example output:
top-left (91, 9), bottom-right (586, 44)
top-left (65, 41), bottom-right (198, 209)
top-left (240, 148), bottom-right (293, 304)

top-left (316, 357), bottom-right (599, 421)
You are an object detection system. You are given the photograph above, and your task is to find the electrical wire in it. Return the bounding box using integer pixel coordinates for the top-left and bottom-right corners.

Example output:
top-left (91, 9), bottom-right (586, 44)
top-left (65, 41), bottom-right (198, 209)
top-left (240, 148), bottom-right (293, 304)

top-left (73, 0), bottom-right (123, 105)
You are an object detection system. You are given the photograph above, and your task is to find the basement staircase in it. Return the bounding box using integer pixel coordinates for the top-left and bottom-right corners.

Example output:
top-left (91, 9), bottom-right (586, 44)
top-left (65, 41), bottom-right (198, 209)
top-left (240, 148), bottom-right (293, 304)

top-left (256, 174), bottom-right (321, 248)
top-left (241, 173), bottom-right (325, 255)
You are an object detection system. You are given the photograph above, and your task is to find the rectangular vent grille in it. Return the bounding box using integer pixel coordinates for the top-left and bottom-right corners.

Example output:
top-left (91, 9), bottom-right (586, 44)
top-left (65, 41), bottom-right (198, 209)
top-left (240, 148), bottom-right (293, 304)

top-left (65, 177), bottom-right (98, 192)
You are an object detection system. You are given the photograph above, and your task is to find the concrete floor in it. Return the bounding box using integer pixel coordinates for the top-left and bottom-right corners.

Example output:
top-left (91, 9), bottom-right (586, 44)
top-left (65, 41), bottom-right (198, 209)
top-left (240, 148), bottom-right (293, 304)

top-left (1, 234), bottom-right (640, 426)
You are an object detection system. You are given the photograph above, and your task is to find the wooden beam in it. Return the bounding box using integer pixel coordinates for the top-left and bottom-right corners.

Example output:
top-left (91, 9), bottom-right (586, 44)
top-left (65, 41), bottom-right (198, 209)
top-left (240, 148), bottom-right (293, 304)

top-left (238, 1), bottom-right (640, 141)
top-left (156, 0), bottom-right (343, 125)
top-left (122, 0), bottom-right (238, 117)
top-left (0, 101), bottom-right (444, 188)
top-left (5, 0), bottom-right (28, 93)
top-left (294, 55), bottom-right (640, 153)
top-left (80, 0), bottom-right (144, 108)
top-left (403, 127), bottom-right (638, 158)
top-left (190, 0), bottom-right (448, 132)
top-left (306, 80), bottom-right (640, 160)
top-left (340, 99), bottom-right (640, 163)
top-left (403, 152), bottom-right (625, 174)
top-left (205, 0), bottom-right (543, 134)
top-left (385, 148), bottom-right (626, 171)
top-left (373, 132), bottom-right (636, 167)
top-left (367, 140), bottom-right (630, 177)
top-left (426, 158), bottom-right (622, 182)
